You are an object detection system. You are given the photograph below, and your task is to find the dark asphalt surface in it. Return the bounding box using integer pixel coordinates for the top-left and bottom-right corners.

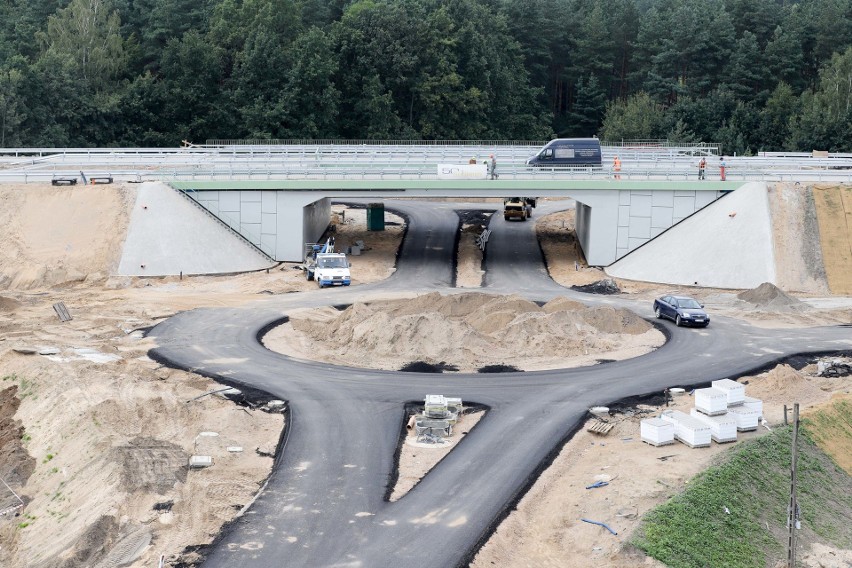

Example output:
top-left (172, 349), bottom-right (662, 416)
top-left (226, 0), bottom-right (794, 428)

top-left (148, 200), bottom-right (852, 568)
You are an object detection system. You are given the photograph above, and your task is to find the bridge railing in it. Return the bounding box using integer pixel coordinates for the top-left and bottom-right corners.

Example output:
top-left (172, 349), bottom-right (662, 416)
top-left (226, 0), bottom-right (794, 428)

top-left (2, 164), bottom-right (851, 184)
top-left (2, 143), bottom-right (851, 183)
top-left (153, 167), bottom-right (849, 183)
top-left (4, 144), bottom-right (852, 167)
top-left (203, 139), bottom-right (548, 147)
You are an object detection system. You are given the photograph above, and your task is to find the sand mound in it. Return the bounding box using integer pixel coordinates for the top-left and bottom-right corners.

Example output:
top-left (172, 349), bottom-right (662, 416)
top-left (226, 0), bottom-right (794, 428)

top-left (578, 306), bottom-right (654, 335)
top-left (761, 364), bottom-right (806, 389)
top-left (737, 282), bottom-right (807, 311)
top-left (738, 282), bottom-right (800, 305)
top-left (744, 364), bottom-right (824, 403)
top-left (270, 293), bottom-right (662, 372)
top-left (542, 297), bottom-right (586, 313)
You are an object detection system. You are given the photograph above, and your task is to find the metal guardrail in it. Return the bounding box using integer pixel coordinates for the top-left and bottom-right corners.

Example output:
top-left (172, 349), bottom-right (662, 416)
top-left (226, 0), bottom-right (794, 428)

top-left (1, 166), bottom-right (850, 184)
top-left (1, 143), bottom-right (850, 183)
top-left (205, 138), bottom-right (549, 147)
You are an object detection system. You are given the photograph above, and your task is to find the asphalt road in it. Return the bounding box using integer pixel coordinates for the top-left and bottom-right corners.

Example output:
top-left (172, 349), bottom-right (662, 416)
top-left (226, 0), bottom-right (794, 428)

top-left (148, 200), bottom-right (852, 568)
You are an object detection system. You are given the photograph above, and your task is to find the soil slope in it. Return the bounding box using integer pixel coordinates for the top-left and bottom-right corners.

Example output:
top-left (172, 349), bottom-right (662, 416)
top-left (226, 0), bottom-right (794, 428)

top-left (811, 185), bottom-right (852, 294)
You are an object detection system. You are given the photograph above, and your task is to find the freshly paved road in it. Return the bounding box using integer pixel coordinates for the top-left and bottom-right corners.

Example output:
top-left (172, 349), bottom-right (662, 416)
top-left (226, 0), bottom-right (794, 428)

top-left (148, 200), bottom-right (852, 568)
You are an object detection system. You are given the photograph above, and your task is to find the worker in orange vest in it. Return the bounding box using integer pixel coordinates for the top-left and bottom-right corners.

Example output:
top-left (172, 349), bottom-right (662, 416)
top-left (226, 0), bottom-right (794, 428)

top-left (613, 155), bottom-right (622, 180)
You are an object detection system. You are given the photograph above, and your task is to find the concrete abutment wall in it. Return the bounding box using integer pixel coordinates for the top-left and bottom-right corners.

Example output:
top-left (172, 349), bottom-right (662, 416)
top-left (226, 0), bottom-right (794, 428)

top-left (127, 180), bottom-right (738, 273)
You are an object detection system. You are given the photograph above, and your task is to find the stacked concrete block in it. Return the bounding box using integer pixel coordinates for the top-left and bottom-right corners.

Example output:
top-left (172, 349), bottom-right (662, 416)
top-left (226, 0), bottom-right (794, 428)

top-left (689, 409), bottom-right (738, 443)
top-left (644, 380), bottom-right (768, 452)
top-left (727, 406), bottom-right (760, 431)
top-left (711, 379), bottom-right (745, 406)
top-left (742, 396), bottom-right (763, 419)
top-left (694, 388), bottom-right (728, 416)
top-left (641, 418), bottom-right (675, 446)
top-left (660, 410), bottom-right (712, 448)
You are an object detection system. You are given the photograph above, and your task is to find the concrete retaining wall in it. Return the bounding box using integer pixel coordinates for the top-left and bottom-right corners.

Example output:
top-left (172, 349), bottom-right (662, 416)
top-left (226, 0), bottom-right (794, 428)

top-left (117, 183), bottom-right (276, 276)
top-left (606, 183), bottom-right (776, 288)
top-left (616, 189), bottom-right (724, 259)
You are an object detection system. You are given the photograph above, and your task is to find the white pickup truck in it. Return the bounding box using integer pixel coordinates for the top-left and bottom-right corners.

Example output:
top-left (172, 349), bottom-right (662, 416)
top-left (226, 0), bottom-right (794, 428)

top-left (306, 253), bottom-right (351, 288)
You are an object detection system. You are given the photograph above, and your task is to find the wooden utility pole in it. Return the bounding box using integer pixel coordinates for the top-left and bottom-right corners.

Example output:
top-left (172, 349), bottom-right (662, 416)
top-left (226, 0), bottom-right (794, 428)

top-left (787, 403), bottom-right (800, 568)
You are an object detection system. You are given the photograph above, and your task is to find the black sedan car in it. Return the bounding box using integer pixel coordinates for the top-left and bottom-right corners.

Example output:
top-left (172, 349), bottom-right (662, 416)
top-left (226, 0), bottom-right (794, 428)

top-left (653, 295), bottom-right (710, 327)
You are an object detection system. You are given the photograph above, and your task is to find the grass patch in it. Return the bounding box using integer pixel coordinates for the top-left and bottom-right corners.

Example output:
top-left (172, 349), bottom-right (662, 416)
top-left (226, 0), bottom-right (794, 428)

top-left (4, 374), bottom-right (37, 399)
top-left (633, 426), bottom-right (852, 568)
top-left (801, 395), bottom-right (852, 475)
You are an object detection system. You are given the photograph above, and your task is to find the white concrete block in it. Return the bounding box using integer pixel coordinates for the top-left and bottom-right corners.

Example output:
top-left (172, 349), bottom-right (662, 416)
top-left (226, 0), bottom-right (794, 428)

top-left (690, 409), bottom-right (738, 443)
top-left (728, 406), bottom-right (760, 431)
top-left (660, 410), bottom-right (712, 448)
top-left (641, 418), bottom-right (675, 446)
top-left (712, 379), bottom-right (745, 406)
top-left (695, 388), bottom-right (728, 416)
top-left (743, 396), bottom-right (763, 419)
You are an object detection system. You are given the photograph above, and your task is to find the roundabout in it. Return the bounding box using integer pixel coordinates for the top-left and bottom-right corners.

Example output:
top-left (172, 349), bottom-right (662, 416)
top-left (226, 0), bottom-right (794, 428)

top-left (148, 200), bottom-right (852, 568)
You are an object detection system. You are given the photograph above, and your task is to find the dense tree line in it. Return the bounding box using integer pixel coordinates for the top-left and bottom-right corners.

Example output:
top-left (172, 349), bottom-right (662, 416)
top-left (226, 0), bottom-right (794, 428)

top-left (1, 0), bottom-right (852, 152)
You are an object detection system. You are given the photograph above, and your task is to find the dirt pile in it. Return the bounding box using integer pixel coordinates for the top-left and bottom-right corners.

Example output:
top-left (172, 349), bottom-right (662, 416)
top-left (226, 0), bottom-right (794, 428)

top-left (743, 364), bottom-right (826, 410)
top-left (737, 282), bottom-right (808, 311)
top-left (269, 292), bottom-right (663, 372)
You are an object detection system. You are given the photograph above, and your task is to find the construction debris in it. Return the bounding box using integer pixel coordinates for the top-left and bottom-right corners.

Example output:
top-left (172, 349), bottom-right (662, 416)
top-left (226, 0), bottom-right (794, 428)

top-left (415, 395), bottom-right (463, 442)
top-left (587, 420), bottom-right (615, 436)
top-left (581, 518), bottom-right (618, 535)
top-left (53, 302), bottom-right (72, 322)
top-left (188, 456), bottom-right (213, 469)
top-left (571, 278), bottom-right (621, 295)
top-left (817, 359), bottom-right (852, 377)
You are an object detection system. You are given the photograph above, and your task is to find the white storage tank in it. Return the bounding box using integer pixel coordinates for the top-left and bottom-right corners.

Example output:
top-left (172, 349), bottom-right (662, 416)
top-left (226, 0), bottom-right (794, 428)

top-left (689, 409), bottom-right (738, 443)
top-left (641, 418), bottom-right (675, 446)
top-left (742, 396), bottom-right (763, 419)
top-left (728, 406), bottom-right (760, 431)
top-left (712, 379), bottom-right (745, 406)
top-left (660, 410), bottom-right (712, 448)
top-left (694, 388), bottom-right (728, 416)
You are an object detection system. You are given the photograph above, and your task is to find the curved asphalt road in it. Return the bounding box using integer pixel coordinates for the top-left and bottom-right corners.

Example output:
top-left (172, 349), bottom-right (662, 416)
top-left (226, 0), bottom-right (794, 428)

top-left (149, 200), bottom-right (852, 568)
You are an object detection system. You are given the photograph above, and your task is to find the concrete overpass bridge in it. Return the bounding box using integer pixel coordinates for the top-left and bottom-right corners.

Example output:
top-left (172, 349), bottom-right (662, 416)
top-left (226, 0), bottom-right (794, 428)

top-left (2, 141), bottom-right (850, 270)
top-left (170, 178), bottom-right (735, 267)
